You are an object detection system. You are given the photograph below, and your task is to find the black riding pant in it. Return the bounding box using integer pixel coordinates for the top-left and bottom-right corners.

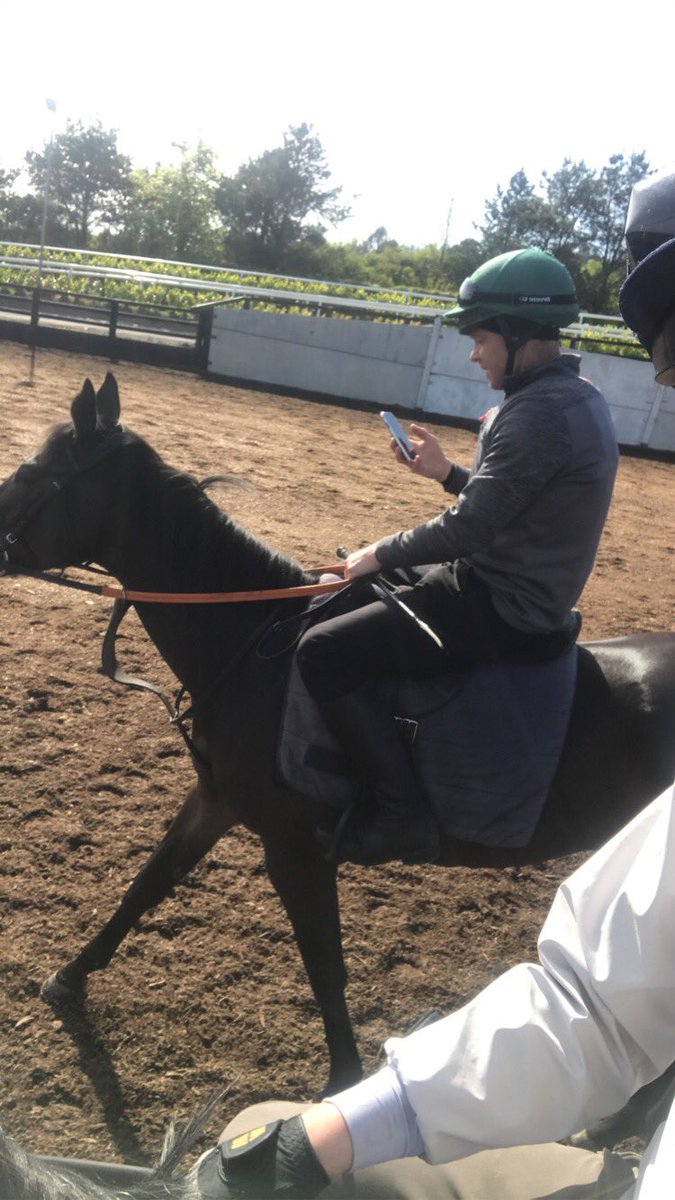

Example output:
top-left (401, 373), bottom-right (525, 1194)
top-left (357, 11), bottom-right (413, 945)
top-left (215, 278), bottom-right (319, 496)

top-left (296, 565), bottom-right (577, 702)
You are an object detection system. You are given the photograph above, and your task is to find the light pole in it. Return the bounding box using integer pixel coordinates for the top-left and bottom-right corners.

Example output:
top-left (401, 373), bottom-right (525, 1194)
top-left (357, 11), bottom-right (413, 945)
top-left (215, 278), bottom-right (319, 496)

top-left (29, 97), bottom-right (57, 386)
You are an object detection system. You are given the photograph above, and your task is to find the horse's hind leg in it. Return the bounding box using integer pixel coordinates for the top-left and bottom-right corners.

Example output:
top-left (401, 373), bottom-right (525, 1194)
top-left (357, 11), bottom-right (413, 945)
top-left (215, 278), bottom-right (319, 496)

top-left (42, 781), bottom-right (234, 1003)
top-left (263, 828), bottom-right (362, 1096)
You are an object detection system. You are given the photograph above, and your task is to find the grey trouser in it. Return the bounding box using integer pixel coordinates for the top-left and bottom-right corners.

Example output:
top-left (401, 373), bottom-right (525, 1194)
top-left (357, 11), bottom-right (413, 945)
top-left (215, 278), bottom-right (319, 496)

top-left (221, 1102), bottom-right (638, 1200)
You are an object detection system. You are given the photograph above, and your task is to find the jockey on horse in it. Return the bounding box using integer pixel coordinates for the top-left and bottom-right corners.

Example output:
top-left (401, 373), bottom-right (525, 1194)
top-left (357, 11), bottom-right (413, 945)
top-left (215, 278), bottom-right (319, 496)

top-left (297, 248), bottom-right (619, 867)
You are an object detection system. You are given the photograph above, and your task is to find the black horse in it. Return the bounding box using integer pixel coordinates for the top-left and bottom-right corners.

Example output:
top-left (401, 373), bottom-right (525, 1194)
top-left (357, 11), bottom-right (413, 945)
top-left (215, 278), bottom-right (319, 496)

top-left (1, 373), bottom-right (675, 1095)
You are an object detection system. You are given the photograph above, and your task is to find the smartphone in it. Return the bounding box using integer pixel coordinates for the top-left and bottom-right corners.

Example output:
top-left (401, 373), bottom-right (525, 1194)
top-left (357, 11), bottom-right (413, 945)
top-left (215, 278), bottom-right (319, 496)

top-left (380, 411), bottom-right (416, 461)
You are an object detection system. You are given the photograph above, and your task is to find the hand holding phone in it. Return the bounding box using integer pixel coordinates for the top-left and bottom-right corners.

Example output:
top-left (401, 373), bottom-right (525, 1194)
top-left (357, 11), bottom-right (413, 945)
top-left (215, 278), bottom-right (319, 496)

top-left (380, 411), bottom-right (416, 461)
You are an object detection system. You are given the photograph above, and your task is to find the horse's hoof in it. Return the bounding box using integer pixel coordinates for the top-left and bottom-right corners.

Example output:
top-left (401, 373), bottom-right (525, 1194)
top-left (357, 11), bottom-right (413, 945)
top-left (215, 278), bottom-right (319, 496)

top-left (40, 970), bottom-right (85, 1006)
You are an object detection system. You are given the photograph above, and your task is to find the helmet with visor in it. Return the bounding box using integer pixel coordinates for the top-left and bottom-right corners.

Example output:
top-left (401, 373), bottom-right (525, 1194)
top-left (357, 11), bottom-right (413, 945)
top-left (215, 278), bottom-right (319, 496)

top-left (445, 248), bottom-right (579, 337)
top-left (620, 169), bottom-right (675, 385)
top-left (445, 249), bottom-right (578, 377)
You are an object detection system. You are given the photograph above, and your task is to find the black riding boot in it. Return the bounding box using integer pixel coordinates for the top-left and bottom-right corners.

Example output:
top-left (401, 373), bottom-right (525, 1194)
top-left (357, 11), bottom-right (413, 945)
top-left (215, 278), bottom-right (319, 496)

top-left (317, 685), bottom-right (440, 866)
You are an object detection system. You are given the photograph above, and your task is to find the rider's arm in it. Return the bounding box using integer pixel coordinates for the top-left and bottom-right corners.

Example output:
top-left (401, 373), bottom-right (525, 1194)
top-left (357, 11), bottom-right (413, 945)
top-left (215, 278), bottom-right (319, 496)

top-left (376, 397), bottom-right (570, 570)
top-left (305, 783), bottom-right (675, 1172)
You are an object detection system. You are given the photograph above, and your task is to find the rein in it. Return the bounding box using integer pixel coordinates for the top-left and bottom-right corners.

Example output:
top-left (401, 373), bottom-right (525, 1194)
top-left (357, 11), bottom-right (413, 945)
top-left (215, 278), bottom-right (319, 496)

top-left (2, 564), bottom-right (349, 603)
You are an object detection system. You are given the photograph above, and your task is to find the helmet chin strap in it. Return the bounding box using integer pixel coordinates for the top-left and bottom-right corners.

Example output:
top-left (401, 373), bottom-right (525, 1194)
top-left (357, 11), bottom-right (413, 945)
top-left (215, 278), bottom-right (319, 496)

top-left (495, 317), bottom-right (530, 377)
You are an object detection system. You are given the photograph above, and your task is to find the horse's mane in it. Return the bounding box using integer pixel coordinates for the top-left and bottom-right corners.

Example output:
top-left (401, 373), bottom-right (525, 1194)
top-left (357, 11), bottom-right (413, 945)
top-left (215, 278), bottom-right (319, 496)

top-left (42, 421), bottom-right (310, 594)
top-left (152, 461), bottom-right (309, 593)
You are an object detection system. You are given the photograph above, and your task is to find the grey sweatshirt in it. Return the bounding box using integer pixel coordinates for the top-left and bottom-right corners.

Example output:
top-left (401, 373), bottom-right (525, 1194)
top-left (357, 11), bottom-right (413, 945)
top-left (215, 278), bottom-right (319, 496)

top-left (375, 355), bottom-right (619, 634)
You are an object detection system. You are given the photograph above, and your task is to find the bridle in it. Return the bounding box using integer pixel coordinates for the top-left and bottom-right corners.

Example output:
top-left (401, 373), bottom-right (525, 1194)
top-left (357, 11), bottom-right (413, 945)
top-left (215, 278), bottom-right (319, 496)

top-left (1, 426), bottom-right (350, 771)
top-left (1, 426), bottom-right (129, 572)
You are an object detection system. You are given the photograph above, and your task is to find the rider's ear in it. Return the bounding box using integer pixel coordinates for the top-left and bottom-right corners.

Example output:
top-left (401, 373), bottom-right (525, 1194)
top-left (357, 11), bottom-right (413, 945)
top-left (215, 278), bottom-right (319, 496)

top-left (71, 379), bottom-right (97, 441)
top-left (96, 373), bottom-right (121, 431)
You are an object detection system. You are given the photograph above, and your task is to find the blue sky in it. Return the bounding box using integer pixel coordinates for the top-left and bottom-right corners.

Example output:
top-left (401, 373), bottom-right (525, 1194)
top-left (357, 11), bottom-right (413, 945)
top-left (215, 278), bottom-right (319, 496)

top-left (1, 0), bottom-right (673, 249)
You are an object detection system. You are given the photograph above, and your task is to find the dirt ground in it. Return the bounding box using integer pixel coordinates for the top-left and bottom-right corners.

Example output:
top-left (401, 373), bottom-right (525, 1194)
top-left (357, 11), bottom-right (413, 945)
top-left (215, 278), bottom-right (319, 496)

top-left (0, 340), bottom-right (673, 1170)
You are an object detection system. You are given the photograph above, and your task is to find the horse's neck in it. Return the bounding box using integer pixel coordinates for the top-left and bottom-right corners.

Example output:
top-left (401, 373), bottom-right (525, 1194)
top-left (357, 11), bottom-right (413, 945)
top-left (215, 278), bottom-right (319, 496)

top-left (101, 467), bottom-right (307, 693)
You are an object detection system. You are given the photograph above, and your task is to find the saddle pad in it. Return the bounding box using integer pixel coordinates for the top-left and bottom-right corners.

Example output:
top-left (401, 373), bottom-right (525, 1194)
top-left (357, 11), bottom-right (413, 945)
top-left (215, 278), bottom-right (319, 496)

top-left (277, 648), bottom-right (578, 849)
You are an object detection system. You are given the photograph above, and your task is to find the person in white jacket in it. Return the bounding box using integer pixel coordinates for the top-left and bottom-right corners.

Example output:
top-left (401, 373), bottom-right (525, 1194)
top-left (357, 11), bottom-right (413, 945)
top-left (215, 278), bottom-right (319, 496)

top-left (196, 782), bottom-right (672, 1199)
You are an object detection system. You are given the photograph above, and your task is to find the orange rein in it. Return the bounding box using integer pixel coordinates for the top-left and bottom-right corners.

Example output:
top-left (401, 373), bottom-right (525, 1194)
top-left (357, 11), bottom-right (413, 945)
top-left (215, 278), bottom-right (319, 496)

top-left (99, 565), bottom-right (349, 605)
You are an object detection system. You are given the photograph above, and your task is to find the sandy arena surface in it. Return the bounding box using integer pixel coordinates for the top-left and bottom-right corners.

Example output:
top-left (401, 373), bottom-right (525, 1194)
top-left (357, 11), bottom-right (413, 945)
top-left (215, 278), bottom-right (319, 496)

top-left (0, 340), bottom-right (673, 1167)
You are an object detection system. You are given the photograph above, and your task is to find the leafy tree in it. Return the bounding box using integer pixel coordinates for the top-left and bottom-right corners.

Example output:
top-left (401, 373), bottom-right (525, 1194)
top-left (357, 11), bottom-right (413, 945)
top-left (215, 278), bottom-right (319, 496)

top-left (360, 226), bottom-right (395, 253)
top-left (579, 152), bottom-right (651, 311)
top-left (479, 170), bottom-right (554, 256)
top-left (438, 238), bottom-right (483, 290)
top-left (0, 167), bottom-right (43, 243)
top-left (540, 158), bottom-right (597, 265)
top-left (101, 142), bottom-right (224, 263)
top-left (25, 120), bottom-right (132, 249)
top-left (478, 154), bottom-right (652, 312)
top-left (216, 123), bottom-right (350, 271)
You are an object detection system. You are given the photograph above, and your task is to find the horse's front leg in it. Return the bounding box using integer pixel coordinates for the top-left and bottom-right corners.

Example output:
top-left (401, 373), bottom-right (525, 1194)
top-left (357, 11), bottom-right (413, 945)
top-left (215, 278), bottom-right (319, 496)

top-left (263, 822), bottom-right (362, 1096)
top-left (42, 781), bottom-right (235, 1003)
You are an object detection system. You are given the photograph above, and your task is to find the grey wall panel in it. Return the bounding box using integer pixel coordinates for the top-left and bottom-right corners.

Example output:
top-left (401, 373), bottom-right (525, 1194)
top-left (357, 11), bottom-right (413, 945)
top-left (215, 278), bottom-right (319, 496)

top-left (212, 308), bottom-right (430, 365)
top-left (208, 307), bottom-right (675, 452)
top-left (209, 309), bottom-right (428, 406)
top-left (651, 404), bottom-right (675, 452)
top-left (422, 373), bottom-right (492, 420)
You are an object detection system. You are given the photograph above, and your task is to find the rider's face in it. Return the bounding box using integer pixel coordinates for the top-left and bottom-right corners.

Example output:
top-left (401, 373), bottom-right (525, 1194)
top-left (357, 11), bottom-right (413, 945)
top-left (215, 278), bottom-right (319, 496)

top-left (469, 329), bottom-right (509, 390)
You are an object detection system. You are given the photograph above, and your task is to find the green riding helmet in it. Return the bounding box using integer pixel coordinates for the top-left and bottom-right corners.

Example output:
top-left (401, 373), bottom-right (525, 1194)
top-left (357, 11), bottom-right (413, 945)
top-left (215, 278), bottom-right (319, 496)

top-left (446, 248), bottom-right (579, 334)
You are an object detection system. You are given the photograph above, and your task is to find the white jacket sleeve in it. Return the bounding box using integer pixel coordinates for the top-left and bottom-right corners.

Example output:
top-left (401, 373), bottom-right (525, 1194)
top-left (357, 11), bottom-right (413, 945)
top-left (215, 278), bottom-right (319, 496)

top-left (384, 782), bottom-right (675, 1164)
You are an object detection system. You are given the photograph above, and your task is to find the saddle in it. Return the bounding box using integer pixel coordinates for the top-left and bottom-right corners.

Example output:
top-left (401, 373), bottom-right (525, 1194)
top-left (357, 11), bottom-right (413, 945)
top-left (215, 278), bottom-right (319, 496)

top-left (278, 647), bottom-right (578, 850)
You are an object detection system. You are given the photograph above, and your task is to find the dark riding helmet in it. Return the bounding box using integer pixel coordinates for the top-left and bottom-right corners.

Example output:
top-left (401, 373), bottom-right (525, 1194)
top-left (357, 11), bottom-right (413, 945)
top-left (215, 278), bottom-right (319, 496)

top-left (624, 169), bottom-right (675, 270)
top-left (444, 248), bottom-right (579, 336)
top-left (620, 170), bottom-right (675, 380)
top-left (444, 249), bottom-right (578, 376)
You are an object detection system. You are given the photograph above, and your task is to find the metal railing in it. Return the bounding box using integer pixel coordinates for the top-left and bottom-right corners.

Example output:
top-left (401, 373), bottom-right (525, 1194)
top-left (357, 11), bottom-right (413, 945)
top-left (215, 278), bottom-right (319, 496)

top-left (0, 241), bottom-right (458, 305)
top-left (0, 242), bottom-right (646, 356)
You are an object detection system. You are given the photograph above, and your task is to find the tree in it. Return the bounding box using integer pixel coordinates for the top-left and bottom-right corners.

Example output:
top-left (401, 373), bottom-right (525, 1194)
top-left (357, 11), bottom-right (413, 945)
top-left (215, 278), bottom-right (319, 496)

top-left (25, 120), bottom-right (132, 249)
top-left (479, 170), bottom-right (555, 257)
top-left (478, 154), bottom-right (652, 312)
top-left (439, 239), bottom-right (483, 291)
top-left (540, 158), bottom-right (597, 266)
top-left (0, 167), bottom-right (42, 243)
top-left (360, 226), bottom-right (394, 253)
top-left (102, 142), bottom-right (224, 263)
top-left (579, 152), bottom-right (651, 311)
top-left (216, 123), bottom-right (350, 271)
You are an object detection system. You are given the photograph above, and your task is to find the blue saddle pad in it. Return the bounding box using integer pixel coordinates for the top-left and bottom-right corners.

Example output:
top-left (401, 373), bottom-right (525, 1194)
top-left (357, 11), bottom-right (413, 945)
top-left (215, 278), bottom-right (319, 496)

top-left (277, 648), bottom-right (578, 849)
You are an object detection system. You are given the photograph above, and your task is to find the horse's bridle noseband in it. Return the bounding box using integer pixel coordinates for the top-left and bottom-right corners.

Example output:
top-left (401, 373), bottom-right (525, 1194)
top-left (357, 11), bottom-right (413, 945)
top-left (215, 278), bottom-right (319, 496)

top-left (1, 477), bottom-right (63, 566)
top-left (1, 426), bottom-right (129, 573)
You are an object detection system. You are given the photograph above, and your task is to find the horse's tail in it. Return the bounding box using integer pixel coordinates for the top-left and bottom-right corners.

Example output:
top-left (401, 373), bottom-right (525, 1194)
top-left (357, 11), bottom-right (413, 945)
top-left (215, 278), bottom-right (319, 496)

top-left (155, 1085), bottom-right (232, 1180)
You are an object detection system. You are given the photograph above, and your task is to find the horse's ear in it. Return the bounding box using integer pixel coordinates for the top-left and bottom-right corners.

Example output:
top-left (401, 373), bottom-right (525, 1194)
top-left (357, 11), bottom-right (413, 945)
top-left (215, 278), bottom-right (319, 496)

top-left (96, 372), bottom-right (121, 431)
top-left (71, 379), bottom-right (97, 441)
